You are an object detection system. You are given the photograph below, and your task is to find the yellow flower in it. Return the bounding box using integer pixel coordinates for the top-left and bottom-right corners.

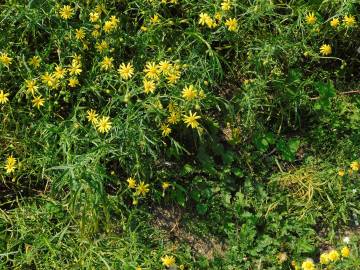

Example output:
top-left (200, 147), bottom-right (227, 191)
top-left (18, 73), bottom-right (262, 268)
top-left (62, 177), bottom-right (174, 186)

top-left (221, 0), bottom-right (231, 11)
top-left (110, 16), bottom-right (120, 27)
top-left (328, 250), bottom-right (340, 262)
top-left (54, 65), bottom-right (67, 79)
top-left (100, 56), bottom-right (114, 70)
top-left (341, 246), bottom-right (350, 257)
top-left (41, 72), bottom-right (57, 87)
top-left (86, 109), bottom-right (98, 124)
top-left (143, 79), bottom-right (156, 94)
top-left (28, 56), bottom-right (41, 68)
top-left (96, 40), bottom-right (109, 53)
top-left (150, 14), bottom-right (160, 24)
top-left (161, 255), bottom-right (176, 268)
top-left (135, 267), bottom-right (142, 270)
top-left (25, 80), bottom-right (38, 96)
top-left (343, 15), bottom-right (356, 27)
top-left (162, 182), bottom-right (171, 190)
top-left (75, 28), bottom-right (85, 40)
top-left (183, 111), bottom-right (201, 129)
top-left (127, 177), bottom-right (137, 189)
top-left (68, 77), bottom-right (79, 88)
top-left (320, 44), bottom-right (332, 56)
top-left (159, 60), bottom-right (172, 75)
top-left (301, 259), bottom-right (315, 270)
top-left (132, 199), bottom-right (138, 205)
top-left (320, 252), bottom-right (330, 264)
top-left (103, 21), bottom-right (114, 32)
top-left (32, 96), bottom-right (45, 109)
top-left (0, 90), bottom-right (10, 104)
top-left (68, 60), bottom-right (82, 76)
top-left (330, 18), bottom-right (340, 28)
top-left (59, 5), bottom-right (74, 20)
top-left (167, 71), bottom-right (181, 85)
top-left (338, 169), bottom-right (345, 177)
top-left (92, 29), bottom-right (100, 38)
top-left (144, 62), bottom-right (159, 80)
top-left (182, 85), bottom-right (197, 101)
top-left (225, 18), bottom-right (238, 31)
top-left (167, 111), bottom-right (180, 124)
top-left (4, 155), bottom-right (16, 174)
top-left (199, 13), bottom-right (212, 27)
top-left (140, 26), bottom-right (148, 32)
top-left (305, 12), bottom-right (316, 25)
top-left (0, 52), bottom-right (13, 67)
top-left (350, 161), bottom-right (359, 171)
top-left (89, 12), bottom-right (100, 23)
top-left (96, 116), bottom-right (112, 133)
top-left (118, 63), bottom-right (134, 80)
top-left (161, 124), bottom-right (171, 137)
top-left (136, 181), bottom-right (150, 196)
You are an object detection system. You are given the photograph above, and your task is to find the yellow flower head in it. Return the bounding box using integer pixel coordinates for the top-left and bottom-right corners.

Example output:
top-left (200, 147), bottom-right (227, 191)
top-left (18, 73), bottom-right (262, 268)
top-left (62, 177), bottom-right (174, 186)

top-left (59, 5), bottom-right (74, 20)
top-left (118, 63), bottom-right (134, 80)
top-left (25, 80), bottom-right (38, 96)
top-left (150, 14), bottom-right (160, 24)
top-left (86, 109), bottom-right (98, 124)
top-left (328, 249), bottom-right (340, 262)
top-left (0, 52), bottom-right (13, 67)
top-left (32, 96), bottom-right (45, 109)
top-left (162, 181), bottom-right (171, 190)
top-left (89, 12), bottom-right (100, 23)
top-left (182, 85), bottom-right (197, 101)
top-left (136, 181), bottom-right (150, 196)
top-left (350, 161), bottom-right (359, 171)
top-left (183, 111), bottom-right (201, 129)
top-left (343, 15), bottom-right (356, 27)
top-left (301, 259), bottom-right (315, 270)
top-left (143, 79), bottom-right (156, 94)
top-left (144, 62), bottom-right (160, 80)
top-left (221, 0), bottom-right (231, 11)
top-left (161, 124), bottom-right (171, 137)
top-left (96, 116), bottom-right (112, 133)
top-left (167, 111), bottom-right (180, 124)
top-left (320, 252), bottom-right (330, 264)
top-left (4, 155), bottom-right (16, 174)
top-left (75, 28), bottom-right (86, 40)
top-left (28, 56), bottom-right (41, 68)
top-left (159, 60), bottom-right (172, 75)
top-left (330, 18), bottom-right (340, 28)
top-left (338, 169), bottom-right (345, 177)
top-left (0, 90), bottom-right (10, 104)
top-left (225, 18), bottom-right (238, 31)
top-left (161, 255), bottom-right (176, 267)
top-left (54, 65), bottom-right (67, 79)
top-left (320, 44), bottom-right (332, 56)
top-left (68, 77), bottom-right (79, 88)
top-left (126, 177), bottom-right (137, 189)
top-left (341, 246), bottom-right (350, 257)
top-left (305, 12), bottom-right (316, 25)
top-left (100, 56), bottom-right (114, 70)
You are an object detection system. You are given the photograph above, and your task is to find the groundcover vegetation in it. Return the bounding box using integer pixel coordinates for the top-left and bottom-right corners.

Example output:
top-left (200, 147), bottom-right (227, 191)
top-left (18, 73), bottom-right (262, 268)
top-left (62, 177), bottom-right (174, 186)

top-left (0, 0), bottom-right (359, 269)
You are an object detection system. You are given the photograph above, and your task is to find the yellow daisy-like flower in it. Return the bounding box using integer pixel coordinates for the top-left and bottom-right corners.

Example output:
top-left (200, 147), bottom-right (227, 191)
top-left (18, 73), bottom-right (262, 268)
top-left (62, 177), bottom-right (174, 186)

top-left (69, 61), bottom-right (82, 76)
top-left (59, 5), bottom-right (74, 20)
top-left (100, 56), bottom-right (114, 70)
top-left (167, 111), bottom-right (180, 124)
top-left (305, 12), bottom-right (316, 25)
top-left (161, 255), bottom-right (176, 268)
top-left (328, 250), bottom-right (340, 262)
top-left (167, 71), bottom-right (181, 85)
top-left (86, 109), bottom-right (98, 124)
top-left (144, 62), bottom-right (160, 80)
top-left (183, 111), bottom-right (201, 129)
top-left (221, 0), bottom-right (231, 11)
top-left (136, 181), bottom-right (150, 196)
top-left (159, 60), bottom-right (172, 75)
top-left (350, 161), bottom-right (359, 171)
top-left (150, 14), bottom-right (160, 24)
top-left (103, 21), bottom-right (114, 32)
top-left (54, 65), bottom-right (67, 79)
top-left (0, 52), bottom-right (13, 67)
top-left (338, 169), bottom-right (345, 177)
top-left (28, 56), bottom-right (41, 68)
top-left (301, 259), bottom-right (315, 270)
top-left (162, 182), bottom-right (171, 190)
top-left (118, 63), bottom-right (134, 80)
top-left (25, 80), bottom-right (38, 96)
top-left (75, 28), bottom-right (85, 40)
top-left (89, 12), bottom-right (100, 23)
top-left (225, 18), bottom-right (238, 31)
top-left (68, 77), bottom-right (79, 88)
top-left (96, 40), bottom-right (109, 53)
top-left (330, 18), bottom-right (340, 28)
top-left (320, 252), bottom-right (330, 265)
top-left (199, 13), bottom-right (212, 27)
top-left (41, 72), bottom-right (56, 87)
top-left (182, 85), bottom-right (197, 101)
top-left (343, 15), bottom-right (356, 27)
top-left (161, 124), bottom-right (171, 137)
top-left (4, 155), bottom-right (16, 174)
top-left (0, 90), bottom-right (10, 104)
top-left (96, 116), bottom-right (112, 133)
top-left (126, 177), bottom-right (137, 189)
top-left (320, 44), bottom-right (332, 56)
top-left (32, 96), bottom-right (45, 109)
top-left (341, 246), bottom-right (350, 257)
top-left (143, 79), bottom-right (156, 94)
